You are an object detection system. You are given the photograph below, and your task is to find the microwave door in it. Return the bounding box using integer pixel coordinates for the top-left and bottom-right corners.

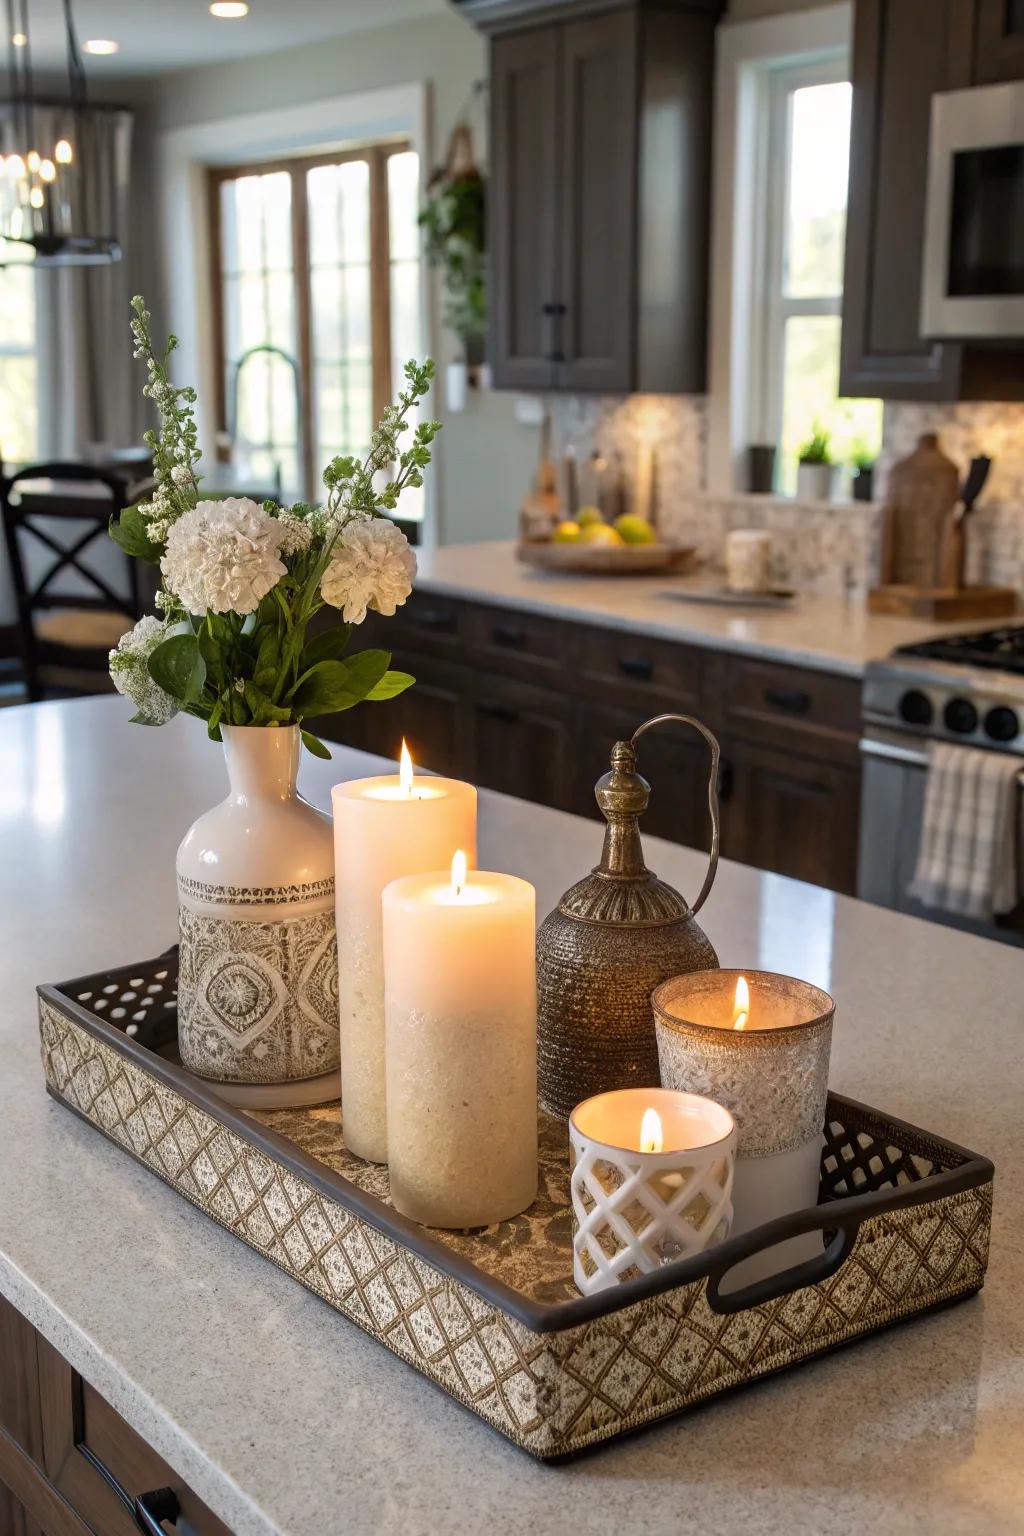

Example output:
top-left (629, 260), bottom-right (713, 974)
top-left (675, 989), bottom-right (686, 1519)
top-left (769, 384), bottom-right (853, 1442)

top-left (921, 82), bottom-right (1024, 339)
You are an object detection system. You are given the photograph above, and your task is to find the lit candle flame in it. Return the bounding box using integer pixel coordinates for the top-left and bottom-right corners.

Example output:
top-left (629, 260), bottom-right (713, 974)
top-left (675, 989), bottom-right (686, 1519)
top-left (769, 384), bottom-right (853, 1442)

top-left (733, 975), bottom-right (750, 1032)
top-left (451, 849), bottom-right (467, 898)
top-left (399, 738), bottom-right (414, 796)
top-left (640, 1107), bottom-right (663, 1154)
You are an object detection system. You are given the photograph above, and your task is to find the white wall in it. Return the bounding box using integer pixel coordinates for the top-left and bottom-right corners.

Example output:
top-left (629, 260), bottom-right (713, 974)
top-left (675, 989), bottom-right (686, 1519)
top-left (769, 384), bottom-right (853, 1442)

top-left (135, 9), bottom-right (538, 548)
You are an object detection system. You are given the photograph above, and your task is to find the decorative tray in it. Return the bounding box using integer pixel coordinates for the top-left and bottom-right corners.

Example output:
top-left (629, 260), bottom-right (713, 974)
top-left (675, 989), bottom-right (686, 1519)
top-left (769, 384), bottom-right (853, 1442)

top-left (38, 952), bottom-right (993, 1461)
top-left (516, 540), bottom-right (697, 576)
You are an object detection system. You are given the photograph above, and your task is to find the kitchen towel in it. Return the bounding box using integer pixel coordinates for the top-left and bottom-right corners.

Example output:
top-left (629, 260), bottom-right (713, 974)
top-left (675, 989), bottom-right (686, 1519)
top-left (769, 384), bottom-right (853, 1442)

top-left (910, 742), bottom-right (1021, 923)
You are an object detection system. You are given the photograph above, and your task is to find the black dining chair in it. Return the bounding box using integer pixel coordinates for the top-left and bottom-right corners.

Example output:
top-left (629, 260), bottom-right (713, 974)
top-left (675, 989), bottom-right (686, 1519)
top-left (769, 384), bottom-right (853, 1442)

top-left (0, 462), bottom-right (152, 701)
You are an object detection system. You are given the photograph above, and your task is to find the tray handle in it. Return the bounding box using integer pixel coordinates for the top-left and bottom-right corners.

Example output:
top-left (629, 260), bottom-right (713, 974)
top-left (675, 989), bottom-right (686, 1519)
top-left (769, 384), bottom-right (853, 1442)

top-left (704, 1206), bottom-right (861, 1315)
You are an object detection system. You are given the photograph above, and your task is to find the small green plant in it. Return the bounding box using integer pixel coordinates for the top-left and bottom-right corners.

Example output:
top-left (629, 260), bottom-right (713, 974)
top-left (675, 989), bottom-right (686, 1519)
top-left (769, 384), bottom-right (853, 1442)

top-left (798, 424), bottom-right (831, 465)
top-left (850, 439), bottom-right (875, 472)
top-left (419, 170), bottom-right (486, 354)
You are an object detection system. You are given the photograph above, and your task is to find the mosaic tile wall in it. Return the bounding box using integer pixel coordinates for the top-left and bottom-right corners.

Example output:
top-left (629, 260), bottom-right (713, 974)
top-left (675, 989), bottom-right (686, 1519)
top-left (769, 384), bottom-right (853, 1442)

top-left (548, 395), bottom-right (1024, 593)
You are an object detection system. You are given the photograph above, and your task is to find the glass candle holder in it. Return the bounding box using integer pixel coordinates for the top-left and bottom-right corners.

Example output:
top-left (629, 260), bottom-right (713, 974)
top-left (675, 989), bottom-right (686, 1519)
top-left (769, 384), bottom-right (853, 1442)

top-left (653, 969), bottom-right (835, 1251)
top-left (569, 1086), bottom-right (736, 1296)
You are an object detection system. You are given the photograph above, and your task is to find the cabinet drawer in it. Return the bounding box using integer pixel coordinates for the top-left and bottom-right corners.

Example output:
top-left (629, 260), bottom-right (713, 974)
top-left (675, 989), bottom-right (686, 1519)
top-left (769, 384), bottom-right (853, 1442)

top-left (385, 589), bottom-right (470, 660)
top-left (465, 603), bottom-right (572, 682)
top-left (722, 656), bottom-right (861, 760)
top-left (468, 674), bottom-right (575, 810)
top-left (577, 626), bottom-right (703, 708)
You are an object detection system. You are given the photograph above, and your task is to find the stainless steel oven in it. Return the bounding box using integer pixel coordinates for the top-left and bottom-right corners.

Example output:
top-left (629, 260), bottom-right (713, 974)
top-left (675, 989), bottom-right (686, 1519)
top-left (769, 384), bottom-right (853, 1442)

top-left (921, 81), bottom-right (1024, 338)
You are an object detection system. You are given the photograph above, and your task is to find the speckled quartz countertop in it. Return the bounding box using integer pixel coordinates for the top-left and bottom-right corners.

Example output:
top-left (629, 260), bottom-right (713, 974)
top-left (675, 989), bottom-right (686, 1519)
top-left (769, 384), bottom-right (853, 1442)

top-left (2, 697), bottom-right (1022, 1535)
top-left (415, 540), bottom-right (994, 677)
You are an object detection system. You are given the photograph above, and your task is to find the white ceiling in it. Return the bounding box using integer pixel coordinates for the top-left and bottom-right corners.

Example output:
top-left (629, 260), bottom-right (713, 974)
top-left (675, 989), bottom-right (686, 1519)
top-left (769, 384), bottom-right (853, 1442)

top-left (19, 0), bottom-right (449, 77)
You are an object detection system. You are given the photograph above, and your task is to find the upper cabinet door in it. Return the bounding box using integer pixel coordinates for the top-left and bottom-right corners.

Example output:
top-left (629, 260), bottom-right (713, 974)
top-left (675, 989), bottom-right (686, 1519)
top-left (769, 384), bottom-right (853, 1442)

top-left (840, 0), bottom-right (973, 400)
top-left (557, 10), bottom-right (638, 392)
top-left (489, 27), bottom-right (560, 390)
top-left (974, 0), bottom-right (1024, 81)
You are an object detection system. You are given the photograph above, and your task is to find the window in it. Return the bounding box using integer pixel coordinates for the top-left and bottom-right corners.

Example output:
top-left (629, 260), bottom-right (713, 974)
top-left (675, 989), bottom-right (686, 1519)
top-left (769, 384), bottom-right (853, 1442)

top-left (756, 61), bottom-right (881, 493)
top-left (0, 244), bottom-right (37, 464)
top-left (210, 142), bottom-right (423, 511)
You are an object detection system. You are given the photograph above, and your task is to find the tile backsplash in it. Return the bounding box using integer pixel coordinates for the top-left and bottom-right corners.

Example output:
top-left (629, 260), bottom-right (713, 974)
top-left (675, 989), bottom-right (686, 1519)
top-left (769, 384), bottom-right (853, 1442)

top-left (547, 394), bottom-right (1024, 593)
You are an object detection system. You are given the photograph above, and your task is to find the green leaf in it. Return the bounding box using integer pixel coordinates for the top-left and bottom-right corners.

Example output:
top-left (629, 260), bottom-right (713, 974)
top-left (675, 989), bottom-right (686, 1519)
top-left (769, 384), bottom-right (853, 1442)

top-left (253, 629), bottom-right (281, 692)
top-left (365, 669), bottom-right (414, 702)
top-left (298, 624), bottom-right (353, 674)
top-left (147, 632), bottom-right (206, 705)
top-left (109, 506), bottom-right (161, 563)
top-left (301, 730), bottom-right (332, 760)
top-left (128, 711), bottom-right (163, 726)
top-left (292, 649), bottom-right (390, 717)
top-left (242, 681), bottom-right (292, 726)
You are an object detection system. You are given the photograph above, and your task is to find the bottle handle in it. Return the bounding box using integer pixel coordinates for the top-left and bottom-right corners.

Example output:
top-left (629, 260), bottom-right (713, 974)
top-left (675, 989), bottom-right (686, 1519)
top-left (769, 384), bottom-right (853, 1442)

top-left (631, 713), bottom-right (721, 917)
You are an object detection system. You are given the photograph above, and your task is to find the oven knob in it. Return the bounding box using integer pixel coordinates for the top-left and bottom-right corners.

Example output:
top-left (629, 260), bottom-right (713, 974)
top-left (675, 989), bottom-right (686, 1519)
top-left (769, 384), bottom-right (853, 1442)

top-left (943, 697), bottom-right (979, 735)
top-left (898, 689), bottom-right (933, 726)
top-left (984, 705), bottom-right (1020, 743)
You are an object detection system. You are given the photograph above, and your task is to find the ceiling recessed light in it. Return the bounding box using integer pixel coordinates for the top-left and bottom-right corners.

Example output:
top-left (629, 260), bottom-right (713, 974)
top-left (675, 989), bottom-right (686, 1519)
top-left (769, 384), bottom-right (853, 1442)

top-left (83, 38), bottom-right (119, 55)
top-left (210, 1), bottom-right (249, 15)
top-left (11, 32), bottom-right (26, 46)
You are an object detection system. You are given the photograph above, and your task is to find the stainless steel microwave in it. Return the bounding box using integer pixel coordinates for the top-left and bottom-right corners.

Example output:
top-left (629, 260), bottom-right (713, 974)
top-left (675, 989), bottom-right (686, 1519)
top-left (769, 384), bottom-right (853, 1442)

top-left (921, 81), bottom-right (1024, 339)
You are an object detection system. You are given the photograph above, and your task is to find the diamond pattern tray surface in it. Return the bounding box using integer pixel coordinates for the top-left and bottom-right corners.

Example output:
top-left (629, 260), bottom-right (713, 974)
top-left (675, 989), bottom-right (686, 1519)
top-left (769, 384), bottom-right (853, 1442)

top-left (37, 953), bottom-right (994, 1459)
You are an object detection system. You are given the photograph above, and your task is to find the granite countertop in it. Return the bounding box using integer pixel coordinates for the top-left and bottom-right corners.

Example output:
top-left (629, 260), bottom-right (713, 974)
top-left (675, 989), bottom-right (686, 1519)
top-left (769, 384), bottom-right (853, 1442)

top-left (2, 696), bottom-right (1021, 1535)
top-left (415, 540), bottom-right (993, 677)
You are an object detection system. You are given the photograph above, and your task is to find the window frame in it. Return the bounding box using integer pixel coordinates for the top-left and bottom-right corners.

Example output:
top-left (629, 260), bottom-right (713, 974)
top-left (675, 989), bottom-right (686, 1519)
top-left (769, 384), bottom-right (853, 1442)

top-left (207, 138), bottom-right (413, 503)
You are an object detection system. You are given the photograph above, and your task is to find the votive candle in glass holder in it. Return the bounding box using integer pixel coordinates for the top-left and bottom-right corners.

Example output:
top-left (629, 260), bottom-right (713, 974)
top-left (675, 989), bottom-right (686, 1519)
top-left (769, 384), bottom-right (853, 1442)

top-left (569, 1086), bottom-right (736, 1296)
top-left (382, 853), bottom-right (537, 1229)
top-left (725, 529), bottom-right (773, 593)
top-left (653, 970), bottom-right (835, 1245)
top-left (331, 744), bottom-right (476, 1163)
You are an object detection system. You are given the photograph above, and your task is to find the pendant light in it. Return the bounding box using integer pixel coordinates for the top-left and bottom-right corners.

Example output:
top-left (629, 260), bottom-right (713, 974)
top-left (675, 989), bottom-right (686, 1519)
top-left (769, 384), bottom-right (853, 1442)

top-left (1, 0), bottom-right (121, 264)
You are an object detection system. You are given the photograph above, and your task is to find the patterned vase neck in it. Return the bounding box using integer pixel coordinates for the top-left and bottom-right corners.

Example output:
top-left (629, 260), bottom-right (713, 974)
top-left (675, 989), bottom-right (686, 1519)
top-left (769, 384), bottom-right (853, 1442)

top-left (222, 723), bottom-right (301, 803)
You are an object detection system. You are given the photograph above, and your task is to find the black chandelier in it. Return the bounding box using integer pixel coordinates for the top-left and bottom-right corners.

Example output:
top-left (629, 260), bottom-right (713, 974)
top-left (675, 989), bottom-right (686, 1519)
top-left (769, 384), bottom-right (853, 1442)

top-left (1, 0), bottom-right (121, 264)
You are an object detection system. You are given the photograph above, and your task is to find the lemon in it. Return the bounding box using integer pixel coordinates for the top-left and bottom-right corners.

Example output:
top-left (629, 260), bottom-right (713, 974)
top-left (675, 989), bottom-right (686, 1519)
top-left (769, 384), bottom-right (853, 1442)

top-left (552, 520), bottom-right (581, 544)
top-left (576, 505), bottom-right (604, 528)
top-left (579, 523), bottom-right (623, 546)
top-left (614, 514), bottom-right (656, 546)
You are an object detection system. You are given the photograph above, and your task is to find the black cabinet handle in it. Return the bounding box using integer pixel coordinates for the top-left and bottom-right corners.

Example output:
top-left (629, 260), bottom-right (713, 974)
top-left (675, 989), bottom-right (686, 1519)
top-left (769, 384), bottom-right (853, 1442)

top-left (764, 686), bottom-right (812, 715)
top-left (491, 623), bottom-right (527, 650)
top-left (134, 1487), bottom-right (179, 1533)
top-left (541, 302), bottom-right (566, 315)
top-left (475, 701), bottom-right (520, 725)
top-left (618, 656), bottom-right (654, 682)
top-left (416, 606), bottom-right (455, 632)
top-left (545, 350), bottom-right (565, 363)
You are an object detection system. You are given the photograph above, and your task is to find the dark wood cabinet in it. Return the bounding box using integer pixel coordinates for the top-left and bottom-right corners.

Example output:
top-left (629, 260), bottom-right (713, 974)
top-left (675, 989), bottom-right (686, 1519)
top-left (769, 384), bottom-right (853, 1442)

top-left (0, 1291), bottom-right (229, 1536)
top-left (975, 0), bottom-right (1024, 80)
top-left (487, 0), bottom-right (720, 394)
top-left (326, 592), bottom-right (862, 897)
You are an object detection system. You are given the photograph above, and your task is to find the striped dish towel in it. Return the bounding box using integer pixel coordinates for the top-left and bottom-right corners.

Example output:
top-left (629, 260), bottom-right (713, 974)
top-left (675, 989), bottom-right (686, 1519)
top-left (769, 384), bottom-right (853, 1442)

top-left (909, 742), bottom-right (1021, 922)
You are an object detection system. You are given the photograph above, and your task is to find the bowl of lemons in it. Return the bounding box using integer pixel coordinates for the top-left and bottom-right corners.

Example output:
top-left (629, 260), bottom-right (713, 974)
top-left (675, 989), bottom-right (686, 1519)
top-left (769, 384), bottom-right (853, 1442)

top-left (518, 508), bottom-right (696, 575)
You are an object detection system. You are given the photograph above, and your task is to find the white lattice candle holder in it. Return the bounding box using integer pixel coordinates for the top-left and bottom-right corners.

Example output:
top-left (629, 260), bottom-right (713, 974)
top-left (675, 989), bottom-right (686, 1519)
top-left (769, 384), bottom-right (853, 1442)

top-left (569, 1087), bottom-right (736, 1296)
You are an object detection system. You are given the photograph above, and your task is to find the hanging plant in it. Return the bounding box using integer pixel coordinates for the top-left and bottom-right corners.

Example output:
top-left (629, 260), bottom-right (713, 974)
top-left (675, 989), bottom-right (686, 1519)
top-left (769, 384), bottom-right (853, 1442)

top-left (420, 123), bottom-right (487, 362)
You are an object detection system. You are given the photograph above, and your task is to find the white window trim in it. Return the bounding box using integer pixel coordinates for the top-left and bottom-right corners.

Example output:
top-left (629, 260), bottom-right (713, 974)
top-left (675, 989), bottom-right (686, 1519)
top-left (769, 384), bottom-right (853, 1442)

top-left (706, 2), bottom-right (851, 495)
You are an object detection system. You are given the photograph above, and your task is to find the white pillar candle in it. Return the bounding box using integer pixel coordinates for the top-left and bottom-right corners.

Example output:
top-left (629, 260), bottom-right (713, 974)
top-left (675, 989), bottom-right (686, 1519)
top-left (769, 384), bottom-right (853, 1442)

top-left (653, 969), bottom-right (834, 1275)
top-left (382, 854), bottom-right (537, 1229)
top-left (331, 746), bottom-right (476, 1164)
top-left (725, 529), bottom-right (773, 593)
top-left (569, 1087), bottom-right (736, 1296)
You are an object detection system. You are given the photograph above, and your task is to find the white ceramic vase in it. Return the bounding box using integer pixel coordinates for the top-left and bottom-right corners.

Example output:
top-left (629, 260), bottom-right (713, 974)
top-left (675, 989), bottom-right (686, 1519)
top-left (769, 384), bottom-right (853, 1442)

top-left (176, 725), bottom-right (339, 1103)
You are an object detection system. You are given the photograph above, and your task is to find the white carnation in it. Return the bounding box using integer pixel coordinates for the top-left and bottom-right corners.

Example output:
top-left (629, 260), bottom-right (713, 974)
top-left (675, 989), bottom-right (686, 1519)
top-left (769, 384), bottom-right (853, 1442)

top-left (160, 497), bottom-right (287, 615)
top-left (108, 615), bottom-right (179, 724)
top-left (320, 517), bottom-right (416, 624)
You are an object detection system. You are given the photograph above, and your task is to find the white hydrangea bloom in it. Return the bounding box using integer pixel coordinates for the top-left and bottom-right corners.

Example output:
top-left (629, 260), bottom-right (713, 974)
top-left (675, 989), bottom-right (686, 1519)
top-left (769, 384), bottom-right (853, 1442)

top-left (320, 517), bottom-right (416, 624)
top-left (160, 497), bottom-right (287, 615)
top-left (276, 512), bottom-right (313, 556)
top-left (108, 615), bottom-right (179, 724)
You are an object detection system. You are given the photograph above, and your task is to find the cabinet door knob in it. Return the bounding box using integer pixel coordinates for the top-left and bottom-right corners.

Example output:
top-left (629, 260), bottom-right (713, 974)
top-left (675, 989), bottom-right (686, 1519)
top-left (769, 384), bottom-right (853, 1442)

top-left (418, 607), bottom-right (455, 632)
top-left (618, 656), bottom-right (654, 682)
top-left (492, 624), bottom-right (527, 650)
top-left (764, 686), bottom-right (812, 715)
top-left (134, 1486), bottom-right (180, 1533)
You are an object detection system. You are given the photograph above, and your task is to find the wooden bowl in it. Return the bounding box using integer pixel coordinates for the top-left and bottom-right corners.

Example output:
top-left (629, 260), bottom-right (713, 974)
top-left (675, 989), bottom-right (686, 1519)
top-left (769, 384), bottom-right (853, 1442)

top-left (516, 540), bottom-right (697, 576)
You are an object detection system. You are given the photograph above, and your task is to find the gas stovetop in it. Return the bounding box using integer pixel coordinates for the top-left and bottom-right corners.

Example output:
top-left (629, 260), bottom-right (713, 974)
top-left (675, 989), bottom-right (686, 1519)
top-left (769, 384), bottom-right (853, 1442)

top-left (864, 624), bottom-right (1024, 755)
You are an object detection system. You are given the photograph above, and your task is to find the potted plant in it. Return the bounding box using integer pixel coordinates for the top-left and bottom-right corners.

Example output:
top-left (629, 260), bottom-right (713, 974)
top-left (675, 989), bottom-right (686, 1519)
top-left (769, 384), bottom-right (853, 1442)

top-left (420, 124), bottom-right (487, 413)
top-left (850, 442), bottom-right (876, 502)
top-left (108, 297), bottom-right (440, 1103)
top-left (795, 424), bottom-right (834, 502)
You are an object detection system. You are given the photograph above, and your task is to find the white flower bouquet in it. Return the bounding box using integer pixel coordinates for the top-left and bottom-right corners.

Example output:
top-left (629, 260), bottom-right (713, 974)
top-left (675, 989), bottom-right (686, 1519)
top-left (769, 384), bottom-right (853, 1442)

top-left (109, 296), bottom-right (439, 758)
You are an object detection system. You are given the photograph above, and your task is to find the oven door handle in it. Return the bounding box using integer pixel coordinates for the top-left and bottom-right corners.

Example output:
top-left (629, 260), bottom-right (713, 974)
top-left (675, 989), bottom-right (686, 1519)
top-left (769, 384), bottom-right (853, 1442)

top-left (859, 736), bottom-right (930, 769)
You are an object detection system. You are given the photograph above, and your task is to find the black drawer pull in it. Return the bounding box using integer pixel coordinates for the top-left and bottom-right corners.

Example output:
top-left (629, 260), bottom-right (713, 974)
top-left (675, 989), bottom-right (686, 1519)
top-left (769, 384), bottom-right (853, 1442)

top-left (134, 1486), bottom-right (179, 1533)
top-left (476, 701), bottom-right (520, 725)
top-left (546, 350), bottom-right (565, 363)
top-left (541, 301), bottom-right (566, 315)
top-left (764, 686), bottom-right (811, 715)
top-left (491, 623), bottom-right (527, 650)
top-left (716, 760), bottom-right (733, 802)
top-left (416, 606), bottom-right (455, 632)
top-left (618, 656), bottom-right (654, 682)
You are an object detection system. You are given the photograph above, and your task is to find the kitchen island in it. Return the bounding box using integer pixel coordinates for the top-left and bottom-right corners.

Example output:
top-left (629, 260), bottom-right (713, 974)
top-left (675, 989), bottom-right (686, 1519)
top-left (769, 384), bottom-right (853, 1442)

top-left (0, 696), bottom-right (1021, 1535)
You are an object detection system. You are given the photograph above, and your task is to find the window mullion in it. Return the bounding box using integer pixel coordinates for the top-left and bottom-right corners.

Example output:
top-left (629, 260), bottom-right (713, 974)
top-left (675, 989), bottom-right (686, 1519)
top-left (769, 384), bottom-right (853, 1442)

top-left (370, 147), bottom-right (392, 428)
